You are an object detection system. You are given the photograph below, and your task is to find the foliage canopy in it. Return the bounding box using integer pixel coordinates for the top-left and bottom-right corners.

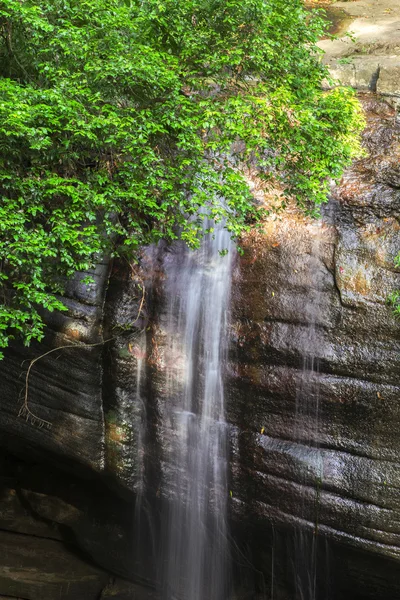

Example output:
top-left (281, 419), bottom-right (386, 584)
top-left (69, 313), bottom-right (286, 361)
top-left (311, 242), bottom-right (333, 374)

top-left (0, 0), bottom-right (364, 356)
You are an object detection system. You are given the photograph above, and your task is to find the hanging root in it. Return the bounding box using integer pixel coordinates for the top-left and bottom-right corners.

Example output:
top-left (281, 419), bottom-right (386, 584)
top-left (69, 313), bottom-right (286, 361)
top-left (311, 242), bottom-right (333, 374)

top-left (20, 262), bottom-right (147, 430)
top-left (128, 263), bottom-right (146, 325)
top-left (18, 405), bottom-right (52, 430)
top-left (19, 338), bottom-right (114, 430)
top-left (134, 282), bottom-right (146, 324)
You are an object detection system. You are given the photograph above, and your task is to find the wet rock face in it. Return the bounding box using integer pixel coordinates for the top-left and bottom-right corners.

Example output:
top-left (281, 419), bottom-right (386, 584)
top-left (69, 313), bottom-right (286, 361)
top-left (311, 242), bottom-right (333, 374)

top-left (0, 95), bottom-right (398, 599)
top-left (0, 258), bottom-right (153, 596)
top-left (0, 262), bottom-right (110, 475)
top-left (228, 96), bottom-right (400, 597)
top-left (0, 455), bottom-right (110, 600)
top-left (0, 451), bottom-right (158, 599)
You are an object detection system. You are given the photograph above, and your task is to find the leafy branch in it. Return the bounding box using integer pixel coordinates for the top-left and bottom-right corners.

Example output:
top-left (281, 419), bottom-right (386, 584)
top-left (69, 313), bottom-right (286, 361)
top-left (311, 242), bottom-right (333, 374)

top-left (0, 0), bottom-right (365, 356)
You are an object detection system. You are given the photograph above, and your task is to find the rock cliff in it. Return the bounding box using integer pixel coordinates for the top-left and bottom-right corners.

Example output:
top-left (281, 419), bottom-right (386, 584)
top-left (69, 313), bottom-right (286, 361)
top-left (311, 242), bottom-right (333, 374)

top-left (0, 96), bottom-right (398, 599)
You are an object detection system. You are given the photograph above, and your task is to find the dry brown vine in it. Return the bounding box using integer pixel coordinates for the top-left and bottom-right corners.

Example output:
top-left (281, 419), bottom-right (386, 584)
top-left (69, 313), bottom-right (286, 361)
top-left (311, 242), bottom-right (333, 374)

top-left (19, 276), bottom-right (146, 429)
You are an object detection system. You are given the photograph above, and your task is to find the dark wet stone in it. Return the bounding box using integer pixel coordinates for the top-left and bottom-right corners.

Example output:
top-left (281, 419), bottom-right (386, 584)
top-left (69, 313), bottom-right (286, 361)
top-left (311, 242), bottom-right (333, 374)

top-left (225, 97), bottom-right (400, 598)
top-left (0, 530), bottom-right (109, 600)
top-left (100, 579), bottom-right (158, 600)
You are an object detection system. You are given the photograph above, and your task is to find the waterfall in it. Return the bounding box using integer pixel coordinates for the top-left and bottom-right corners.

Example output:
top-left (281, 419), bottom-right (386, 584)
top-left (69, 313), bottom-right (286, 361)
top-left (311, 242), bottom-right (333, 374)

top-left (133, 330), bottom-right (149, 573)
top-left (293, 219), bottom-right (328, 600)
top-left (158, 218), bottom-right (234, 600)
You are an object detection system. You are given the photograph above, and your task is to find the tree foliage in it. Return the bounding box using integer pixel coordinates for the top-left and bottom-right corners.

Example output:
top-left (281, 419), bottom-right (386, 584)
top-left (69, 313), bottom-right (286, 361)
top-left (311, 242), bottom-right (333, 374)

top-left (0, 0), bottom-right (364, 356)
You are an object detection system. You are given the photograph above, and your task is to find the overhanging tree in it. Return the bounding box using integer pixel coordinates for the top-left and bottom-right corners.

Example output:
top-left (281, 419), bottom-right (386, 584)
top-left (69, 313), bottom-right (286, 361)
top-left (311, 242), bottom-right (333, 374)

top-left (0, 0), bottom-right (364, 356)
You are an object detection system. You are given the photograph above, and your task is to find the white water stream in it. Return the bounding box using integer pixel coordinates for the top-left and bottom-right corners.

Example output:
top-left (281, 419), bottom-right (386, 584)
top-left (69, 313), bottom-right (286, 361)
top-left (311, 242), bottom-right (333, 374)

top-left (160, 219), bottom-right (234, 600)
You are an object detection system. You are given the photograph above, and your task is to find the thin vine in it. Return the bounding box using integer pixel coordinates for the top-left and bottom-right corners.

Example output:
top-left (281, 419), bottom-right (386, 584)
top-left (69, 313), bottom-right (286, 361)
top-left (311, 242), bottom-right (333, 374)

top-left (18, 338), bottom-right (114, 429)
top-left (19, 277), bottom-right (146, 429)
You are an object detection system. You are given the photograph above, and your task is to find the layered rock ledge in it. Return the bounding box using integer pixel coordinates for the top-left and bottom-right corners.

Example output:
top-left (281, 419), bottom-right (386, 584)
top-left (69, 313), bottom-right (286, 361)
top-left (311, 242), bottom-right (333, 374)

top-left (320, 0), bottom-right (400, 106)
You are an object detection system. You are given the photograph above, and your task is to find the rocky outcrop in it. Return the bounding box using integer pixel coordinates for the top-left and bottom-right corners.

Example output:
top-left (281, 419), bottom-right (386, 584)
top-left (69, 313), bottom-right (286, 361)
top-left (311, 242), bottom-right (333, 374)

top-left (320, 0), bottom-right (400, 106)
top-left (0, 261), bottom-right (109, 474)
top-left (0, 96), bottom-right (398, 599)
top-left (227, 96), bottom-right (400, 598)
top-left (0, 454), bottom-right (109, 600)
top-left (0, 451), bottom-right (158, 599)
top-left (325, 56), bottom-right (400, 107)
top-left (0, 258), bottom-right (152, 595)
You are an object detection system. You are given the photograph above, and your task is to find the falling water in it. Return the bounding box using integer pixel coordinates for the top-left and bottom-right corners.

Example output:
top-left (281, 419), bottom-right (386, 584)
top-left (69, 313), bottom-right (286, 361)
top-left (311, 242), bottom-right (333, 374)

top-left (160, 217), bottom-right (234, 600)
top-left (293, 219), bottom-right (326, 600)
top-left (133, 330), bottom-right (148, 566)
top-left (135, 332), bottom-right (147, 497)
